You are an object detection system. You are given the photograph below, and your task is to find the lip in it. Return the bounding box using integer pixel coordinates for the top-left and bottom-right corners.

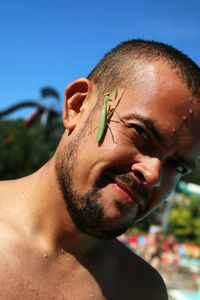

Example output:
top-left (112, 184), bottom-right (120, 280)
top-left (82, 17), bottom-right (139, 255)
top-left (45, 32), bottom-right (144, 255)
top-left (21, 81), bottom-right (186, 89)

top-left (105, 172), bottom-right (143, 210)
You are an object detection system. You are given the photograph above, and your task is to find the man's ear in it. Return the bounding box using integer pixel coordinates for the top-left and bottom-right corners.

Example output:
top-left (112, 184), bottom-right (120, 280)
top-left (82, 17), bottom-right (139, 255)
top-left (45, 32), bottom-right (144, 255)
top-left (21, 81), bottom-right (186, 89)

top-left (62, 78), bottom-right (93, 131)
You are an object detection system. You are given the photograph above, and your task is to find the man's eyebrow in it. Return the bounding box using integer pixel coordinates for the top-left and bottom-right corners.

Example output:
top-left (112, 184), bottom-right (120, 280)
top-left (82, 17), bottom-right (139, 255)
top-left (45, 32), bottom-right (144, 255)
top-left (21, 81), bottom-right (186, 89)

top-left (122, 113), bottom-right (196, 171)
top-left (123, 113), bottom-right (165, 145)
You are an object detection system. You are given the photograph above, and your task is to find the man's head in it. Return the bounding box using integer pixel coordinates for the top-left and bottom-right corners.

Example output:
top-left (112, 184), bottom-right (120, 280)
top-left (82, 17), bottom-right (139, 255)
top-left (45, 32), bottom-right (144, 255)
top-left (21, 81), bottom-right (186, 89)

top-left (55, 39), bottom-right (200, 239)
top-left (88, 39), bottom-right (200, 99)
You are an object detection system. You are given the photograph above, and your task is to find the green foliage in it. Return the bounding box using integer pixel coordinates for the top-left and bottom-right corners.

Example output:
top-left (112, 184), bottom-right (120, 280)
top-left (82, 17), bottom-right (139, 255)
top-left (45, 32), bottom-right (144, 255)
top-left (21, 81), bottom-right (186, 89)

top-left (133, 193), bottom-right (200, 244)
top-left (0, 118), bottom-right (63, 179)
top-left (183, 160), bottom-right (200, 184)
top-left (168, 194), bottom-right (200, 244)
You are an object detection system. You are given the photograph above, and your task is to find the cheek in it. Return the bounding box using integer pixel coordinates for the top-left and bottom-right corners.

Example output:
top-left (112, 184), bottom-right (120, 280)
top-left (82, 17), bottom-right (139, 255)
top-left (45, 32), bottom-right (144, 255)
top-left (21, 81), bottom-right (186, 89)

top-left (95, 128), bottom-right (136, 166)
top-left (138, 189), bottom-right (165, 220)
top-left (140, 177), bottom-right (177, 220)
top-left (150, 188), bottom-right (167, 211)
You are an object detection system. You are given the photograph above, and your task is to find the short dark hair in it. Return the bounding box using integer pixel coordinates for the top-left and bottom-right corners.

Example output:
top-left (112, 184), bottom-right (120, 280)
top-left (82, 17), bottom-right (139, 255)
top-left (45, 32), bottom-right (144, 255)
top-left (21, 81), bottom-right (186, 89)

top-left (88, 39), bottom-right (200, 99)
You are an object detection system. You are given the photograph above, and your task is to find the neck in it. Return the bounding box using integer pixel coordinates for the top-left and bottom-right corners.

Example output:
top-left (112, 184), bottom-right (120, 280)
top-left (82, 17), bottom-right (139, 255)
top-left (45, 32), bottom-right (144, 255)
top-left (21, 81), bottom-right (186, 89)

top-left (1, 157), bottom-right (100, 257)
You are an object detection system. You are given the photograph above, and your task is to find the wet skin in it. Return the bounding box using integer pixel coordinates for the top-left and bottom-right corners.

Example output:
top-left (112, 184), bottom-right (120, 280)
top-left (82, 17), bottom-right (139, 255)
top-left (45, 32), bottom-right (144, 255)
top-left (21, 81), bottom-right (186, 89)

top-left (60, 60), bottom-right (200, 236)
top-left (0, 59), bottom-right (199, 299)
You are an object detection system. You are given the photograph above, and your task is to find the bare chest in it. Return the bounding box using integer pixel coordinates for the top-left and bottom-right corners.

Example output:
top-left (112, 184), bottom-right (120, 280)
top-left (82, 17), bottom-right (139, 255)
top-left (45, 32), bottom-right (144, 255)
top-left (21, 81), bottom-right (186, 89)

top-left (0, 252), bottom-right (113, 300)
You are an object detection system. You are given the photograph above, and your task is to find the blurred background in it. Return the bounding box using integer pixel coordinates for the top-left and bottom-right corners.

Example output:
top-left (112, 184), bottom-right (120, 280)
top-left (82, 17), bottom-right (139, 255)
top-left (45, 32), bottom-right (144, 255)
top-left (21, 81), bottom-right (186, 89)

top-left (0, 1), bottom-right (200, 299)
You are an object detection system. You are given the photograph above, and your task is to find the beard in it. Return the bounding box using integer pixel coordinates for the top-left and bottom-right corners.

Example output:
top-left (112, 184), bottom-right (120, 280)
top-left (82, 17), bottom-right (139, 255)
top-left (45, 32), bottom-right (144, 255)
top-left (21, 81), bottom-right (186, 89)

top-left (55, 123), bottom-right (133, 239)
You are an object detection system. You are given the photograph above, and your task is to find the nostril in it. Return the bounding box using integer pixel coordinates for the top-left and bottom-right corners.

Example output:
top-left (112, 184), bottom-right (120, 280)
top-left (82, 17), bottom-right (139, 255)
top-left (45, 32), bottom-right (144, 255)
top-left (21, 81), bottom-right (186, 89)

top-left (134, 171), bottom-right (146, 183)
top-left (132, 158), bottom-right (161, 187)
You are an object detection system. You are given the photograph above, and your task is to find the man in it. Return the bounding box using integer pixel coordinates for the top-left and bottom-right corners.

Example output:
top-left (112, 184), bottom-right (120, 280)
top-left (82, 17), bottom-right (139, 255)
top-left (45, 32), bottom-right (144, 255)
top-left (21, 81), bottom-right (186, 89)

top-left (0, 39), bottom-right (200, 299)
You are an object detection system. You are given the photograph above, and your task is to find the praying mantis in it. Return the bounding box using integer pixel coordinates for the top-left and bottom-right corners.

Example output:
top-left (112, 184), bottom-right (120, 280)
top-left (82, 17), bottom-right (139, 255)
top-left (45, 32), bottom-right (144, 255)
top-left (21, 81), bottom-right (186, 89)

top-left (96, 88), bottom-right (124, 143)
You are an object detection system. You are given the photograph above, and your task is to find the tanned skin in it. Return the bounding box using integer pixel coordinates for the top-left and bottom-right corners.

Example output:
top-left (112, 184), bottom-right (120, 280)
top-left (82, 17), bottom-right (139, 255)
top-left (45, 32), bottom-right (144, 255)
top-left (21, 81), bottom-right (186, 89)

top-left (0, 59), bottom-right (200, 299)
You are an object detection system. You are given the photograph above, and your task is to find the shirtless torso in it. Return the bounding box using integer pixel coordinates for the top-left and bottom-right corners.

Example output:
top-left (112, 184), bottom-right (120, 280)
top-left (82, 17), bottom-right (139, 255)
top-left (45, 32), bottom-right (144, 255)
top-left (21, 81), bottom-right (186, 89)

top-left (0, 177), bottom-right (167, 300)
top-left (0, 224), bottom-right (167, 300)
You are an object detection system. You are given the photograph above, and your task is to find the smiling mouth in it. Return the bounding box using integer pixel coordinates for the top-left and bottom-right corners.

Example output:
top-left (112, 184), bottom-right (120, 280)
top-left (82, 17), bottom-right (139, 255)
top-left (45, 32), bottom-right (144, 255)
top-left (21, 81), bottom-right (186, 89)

top-left (103, 172), bottom-right (144, 212)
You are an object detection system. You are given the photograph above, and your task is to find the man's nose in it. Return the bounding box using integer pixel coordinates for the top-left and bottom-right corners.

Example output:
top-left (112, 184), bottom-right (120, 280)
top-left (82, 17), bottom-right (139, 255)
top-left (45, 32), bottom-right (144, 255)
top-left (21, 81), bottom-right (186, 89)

top-left (131, 157), bottom-right (162, 187)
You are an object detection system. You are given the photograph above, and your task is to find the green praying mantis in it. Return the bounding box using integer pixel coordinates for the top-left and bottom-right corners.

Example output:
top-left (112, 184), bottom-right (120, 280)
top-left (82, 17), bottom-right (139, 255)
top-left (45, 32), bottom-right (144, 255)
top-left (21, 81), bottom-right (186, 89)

top-left (96, 88), bottom-right (124, 143)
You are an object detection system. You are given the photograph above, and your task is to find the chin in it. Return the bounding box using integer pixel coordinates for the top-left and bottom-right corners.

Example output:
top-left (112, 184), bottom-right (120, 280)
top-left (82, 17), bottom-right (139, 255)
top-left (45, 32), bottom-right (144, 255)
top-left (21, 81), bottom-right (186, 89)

top-left (83, 220), bottom-right (133, 240)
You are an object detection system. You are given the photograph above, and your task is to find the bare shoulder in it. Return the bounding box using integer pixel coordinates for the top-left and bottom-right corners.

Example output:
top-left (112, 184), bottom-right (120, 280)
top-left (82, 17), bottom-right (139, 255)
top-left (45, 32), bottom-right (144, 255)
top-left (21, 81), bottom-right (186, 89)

top-left (105, 239), bottom-right (168, 300)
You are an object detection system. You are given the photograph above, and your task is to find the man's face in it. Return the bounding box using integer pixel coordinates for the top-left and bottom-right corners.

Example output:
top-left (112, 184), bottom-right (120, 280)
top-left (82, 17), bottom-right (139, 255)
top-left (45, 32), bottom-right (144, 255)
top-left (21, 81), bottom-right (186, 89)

top-left (56, 60), bottom-right (200, 239)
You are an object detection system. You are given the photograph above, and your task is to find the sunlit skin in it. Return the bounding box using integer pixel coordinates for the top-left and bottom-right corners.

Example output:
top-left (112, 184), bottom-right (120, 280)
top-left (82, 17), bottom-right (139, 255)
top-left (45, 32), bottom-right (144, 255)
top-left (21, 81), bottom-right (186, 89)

top-left (0, 59), bottom-right (199, 299)
top-left (59, 60), bottom-right (200, 236)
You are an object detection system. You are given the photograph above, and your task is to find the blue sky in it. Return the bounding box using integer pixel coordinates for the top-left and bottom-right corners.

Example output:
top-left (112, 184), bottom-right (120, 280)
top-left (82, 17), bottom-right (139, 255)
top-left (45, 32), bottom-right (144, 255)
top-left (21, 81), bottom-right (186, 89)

top-left (1, 0), bottom-right (200, 118)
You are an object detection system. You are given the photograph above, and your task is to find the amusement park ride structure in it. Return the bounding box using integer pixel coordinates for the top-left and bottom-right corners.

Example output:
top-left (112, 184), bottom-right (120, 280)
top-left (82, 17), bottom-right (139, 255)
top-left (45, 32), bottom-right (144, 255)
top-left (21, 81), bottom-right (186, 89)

top-left (0, 87), bottom-right (61, 142)
top-left (0, 87), bottom-right (60, 126)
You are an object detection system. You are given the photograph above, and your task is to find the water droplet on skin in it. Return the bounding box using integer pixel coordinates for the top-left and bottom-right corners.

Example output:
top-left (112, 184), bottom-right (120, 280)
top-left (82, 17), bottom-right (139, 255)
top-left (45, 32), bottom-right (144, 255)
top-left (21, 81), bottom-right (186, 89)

top-left (189, 108), bottom-right (193, 114)
top-left (60, 249), bottom-right (65, 254)
top-left (172, 127), bottom-right (176, 132)
top-left (189, 97), bottom-right (193, 102)
top-left (182, 115), bottom-right (187, 120)
top-left (66, 257), bottom-right (70, 261)
top-left (44, 253), bottom-right (48, 258)
top-left (89, 294), bottom-right (94, 298)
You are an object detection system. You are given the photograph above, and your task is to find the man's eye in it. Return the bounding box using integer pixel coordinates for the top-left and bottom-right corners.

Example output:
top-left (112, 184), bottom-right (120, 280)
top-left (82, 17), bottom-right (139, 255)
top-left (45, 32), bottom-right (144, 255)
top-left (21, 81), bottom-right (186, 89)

top-left (132, 124), bottom-right (149, 141)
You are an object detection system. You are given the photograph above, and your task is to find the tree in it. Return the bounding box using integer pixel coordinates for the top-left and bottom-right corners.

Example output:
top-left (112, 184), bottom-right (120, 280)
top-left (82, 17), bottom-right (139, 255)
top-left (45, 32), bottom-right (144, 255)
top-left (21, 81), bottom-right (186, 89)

top-left (168, 194), bottom-right (200, 244)
top-left (0, 118), bottom-right (63, 180)
top-left (183, 161), bottom-right (200, 185)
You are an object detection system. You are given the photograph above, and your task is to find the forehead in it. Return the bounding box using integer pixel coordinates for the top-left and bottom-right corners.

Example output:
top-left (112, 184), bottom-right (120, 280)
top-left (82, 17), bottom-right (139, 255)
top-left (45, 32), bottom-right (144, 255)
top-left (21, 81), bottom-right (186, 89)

top-left (117, 61), bottom-right (200, 159)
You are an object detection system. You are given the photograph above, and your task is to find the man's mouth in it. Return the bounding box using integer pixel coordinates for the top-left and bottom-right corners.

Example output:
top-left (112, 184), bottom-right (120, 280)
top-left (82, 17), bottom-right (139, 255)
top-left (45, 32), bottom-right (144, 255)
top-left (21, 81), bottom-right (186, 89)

top-left (103, 171), bottom-right (145, 213)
